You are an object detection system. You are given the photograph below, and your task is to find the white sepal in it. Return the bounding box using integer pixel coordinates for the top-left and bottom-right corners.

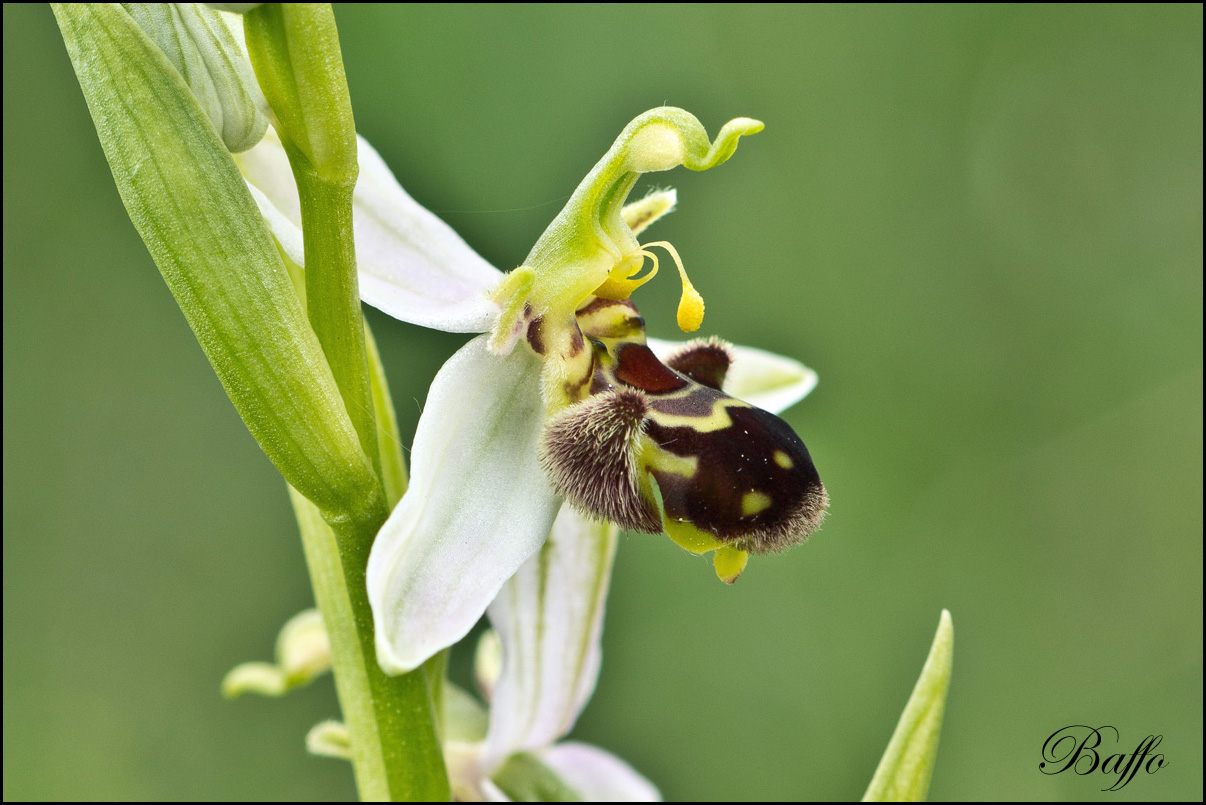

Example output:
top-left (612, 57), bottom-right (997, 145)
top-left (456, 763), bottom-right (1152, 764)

top-left (367, 335), bottom-right (561, 674)
top-left (238, 128), bottom-right (503, 332)
top-left (483, 507), bottom-right (618, 767)
top-left (354, 135), bottom-right (503, 331)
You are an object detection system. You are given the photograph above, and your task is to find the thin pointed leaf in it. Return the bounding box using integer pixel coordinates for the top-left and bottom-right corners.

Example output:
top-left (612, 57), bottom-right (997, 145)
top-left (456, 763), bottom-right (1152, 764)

top-left (863, 610), bottom-right (954, 802)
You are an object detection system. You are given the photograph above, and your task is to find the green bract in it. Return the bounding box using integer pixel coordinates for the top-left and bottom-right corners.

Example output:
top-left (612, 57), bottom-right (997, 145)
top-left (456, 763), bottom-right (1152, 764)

top-left (52, 3), bottom-right (382, 525)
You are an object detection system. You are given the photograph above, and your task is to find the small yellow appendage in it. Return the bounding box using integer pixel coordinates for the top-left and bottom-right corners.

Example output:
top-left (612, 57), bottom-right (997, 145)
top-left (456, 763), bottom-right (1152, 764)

top-left (713, 546), bottom-right (749, 584)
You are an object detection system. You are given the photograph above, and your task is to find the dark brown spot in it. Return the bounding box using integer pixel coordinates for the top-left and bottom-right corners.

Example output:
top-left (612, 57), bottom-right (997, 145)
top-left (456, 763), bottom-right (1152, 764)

top-left (568, 325), bottom-right (585, 357)
top-left (590, 373), bottom-right (613, 396)
top-left (562, 352), bottom-right (597, 402)
top-left (576, 297), bottom-right (645, 339)
top-left (665, 339), bottom-right (732, 390)
top-left (576, 297), bottom-right (638, 317)
top-left (613, 343), bottom-right (689, 393)
top-left (525, 315), bottom-right (545, 355)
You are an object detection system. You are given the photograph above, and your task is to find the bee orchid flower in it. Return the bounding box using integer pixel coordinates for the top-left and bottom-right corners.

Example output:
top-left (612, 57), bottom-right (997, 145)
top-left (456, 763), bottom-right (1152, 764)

top-left (237, 107), bottom-right (827, 678)
top-left (446, 337), bottom-right (821, 801)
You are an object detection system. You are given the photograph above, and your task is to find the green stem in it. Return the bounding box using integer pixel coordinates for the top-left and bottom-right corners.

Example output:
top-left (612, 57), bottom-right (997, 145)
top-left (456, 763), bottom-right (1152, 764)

top-left (290, 158), bottom-right (383, 483)
top-left (290, 489), bottom-right (449, 802)
top-left (244, 5), bottom-right (448, 798)
top-left (285, 95), bottom-right (449, 805)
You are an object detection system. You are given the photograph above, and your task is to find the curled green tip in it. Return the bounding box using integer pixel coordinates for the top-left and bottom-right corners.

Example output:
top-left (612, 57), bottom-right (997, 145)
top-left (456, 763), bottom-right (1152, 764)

top-left (275, 608), bottom-right (331, 684)
top-left (522, 107), bottom-right (765, 317)
top-left (683, 116), bottom-right (765, 172)
top-left (618, 106), bottom-right (763, 174)
top-left (863, 610), bottom-right (954, 802)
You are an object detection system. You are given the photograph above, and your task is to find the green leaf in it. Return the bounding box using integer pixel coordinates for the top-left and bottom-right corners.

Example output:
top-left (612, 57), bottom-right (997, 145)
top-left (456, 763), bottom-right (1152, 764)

top-left (863, 610), bottom-right (954, 802)
top-left (52, 3), bottom-right (382, 523)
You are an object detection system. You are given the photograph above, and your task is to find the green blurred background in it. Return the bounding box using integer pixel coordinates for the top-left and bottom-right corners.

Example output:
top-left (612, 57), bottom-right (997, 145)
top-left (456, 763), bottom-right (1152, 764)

top-left (4, 3), bottom-right (1201, 801)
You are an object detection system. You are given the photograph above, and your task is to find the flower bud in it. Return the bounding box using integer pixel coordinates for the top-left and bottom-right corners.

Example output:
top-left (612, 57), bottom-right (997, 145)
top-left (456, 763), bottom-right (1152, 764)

top-left (275, 608), bottom-right (331, 685)
top-left (221, 609), bottom-right (331, 698)
top-left (306, 720), bottom-right (351, 761)
top-left (123, 3), bottom-right (268, 152)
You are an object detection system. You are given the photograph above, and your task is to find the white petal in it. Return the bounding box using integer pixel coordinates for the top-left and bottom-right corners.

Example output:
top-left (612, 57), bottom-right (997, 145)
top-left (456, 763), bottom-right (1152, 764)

top-left (235, 126), bottom-right (302, 222)
top-left (237, 129), bottom-right (503, 332)
top-left (367, 335), bottom-right (562, 674)
top-left (647, 337), bottom-right (818, 415)
top-left (483, 507), bottom-right (618, 767)
top-left (538, 742), bottom-right (662, 802)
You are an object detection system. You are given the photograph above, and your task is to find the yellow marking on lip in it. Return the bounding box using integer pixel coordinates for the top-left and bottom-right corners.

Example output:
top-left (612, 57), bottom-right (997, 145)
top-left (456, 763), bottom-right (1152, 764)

top-left (664, 517), bottom-right (722, 554)
top-left (642, 436), bottom-right (699, 479)
top-left (647, 396), bottom-right (750, 433)
top-left (741, 491), bottom-right (772, 517)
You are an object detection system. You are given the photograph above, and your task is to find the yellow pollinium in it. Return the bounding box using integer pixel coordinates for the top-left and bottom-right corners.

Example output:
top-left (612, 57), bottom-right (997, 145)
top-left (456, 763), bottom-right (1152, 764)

top-left (592, 240), bottom-right (705, 333)
top-left (677, 280), bottom-right (705, 333)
